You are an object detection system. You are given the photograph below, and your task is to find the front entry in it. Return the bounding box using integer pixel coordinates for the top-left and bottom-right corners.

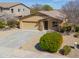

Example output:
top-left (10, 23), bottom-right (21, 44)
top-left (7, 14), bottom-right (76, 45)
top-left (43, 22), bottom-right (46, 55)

top-left (52, 21), bottom-right (59, 31)
top-left (43, 21), bottom-right (48, 30)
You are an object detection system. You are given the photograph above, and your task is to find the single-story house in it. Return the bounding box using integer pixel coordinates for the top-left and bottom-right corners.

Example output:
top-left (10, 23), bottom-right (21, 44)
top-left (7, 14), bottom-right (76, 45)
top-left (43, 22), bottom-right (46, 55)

top-left (20, 10), bottom-right (68, 31)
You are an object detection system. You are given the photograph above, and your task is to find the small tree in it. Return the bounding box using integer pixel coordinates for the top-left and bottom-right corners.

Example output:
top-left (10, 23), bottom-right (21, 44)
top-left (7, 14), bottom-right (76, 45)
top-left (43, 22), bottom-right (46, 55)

top-left (42, 5), bottom-right (53, 11)
top-left (0, 20), bottom-right (6, 29)
top-left (61, 0), bottom-right (79, 24)
top-left (31, 4), bottom-right (53, 14)
top-left (31, 4), bottom-right (43, 14)
top-left (39, 32), bottom-right (63, 53)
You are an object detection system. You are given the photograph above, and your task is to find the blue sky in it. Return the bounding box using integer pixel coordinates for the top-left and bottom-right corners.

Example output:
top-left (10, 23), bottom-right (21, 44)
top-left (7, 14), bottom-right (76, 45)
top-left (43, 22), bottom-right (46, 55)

top-left (0, 0), bottom-right (74, 9)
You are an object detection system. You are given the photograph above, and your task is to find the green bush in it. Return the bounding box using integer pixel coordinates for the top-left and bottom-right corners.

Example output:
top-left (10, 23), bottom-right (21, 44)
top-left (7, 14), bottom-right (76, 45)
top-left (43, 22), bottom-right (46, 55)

top-left (0, 20), bottom-right (6, 29)
top-left (7, 20), bottom-right (18, 28)
top-left (60, 27), bottom-right (65, 33)
top-left (39, 32), bottom-right (63, 53)
top-left (59, 45), bottom-right (71, 55)
top-left (60, 26), bottom-right (71, 33)
top-left (65, 26), bottom-right (71, 32)
top-left (60, 23), bottom-right (72, 33)
top-left (75, 26), bottom-right (79, 32)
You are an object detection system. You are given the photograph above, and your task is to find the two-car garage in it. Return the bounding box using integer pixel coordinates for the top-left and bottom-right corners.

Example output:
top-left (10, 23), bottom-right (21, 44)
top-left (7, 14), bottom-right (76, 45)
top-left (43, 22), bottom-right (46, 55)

top-left (20, 21), bottom-right (38, 30)
top-left (20, 16), bottom-right (44, 30)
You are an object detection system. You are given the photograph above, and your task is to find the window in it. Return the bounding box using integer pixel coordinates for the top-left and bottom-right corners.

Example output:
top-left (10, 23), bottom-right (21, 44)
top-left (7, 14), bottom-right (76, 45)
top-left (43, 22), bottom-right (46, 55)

top-left (0, 8), bottom-right (3, 12)
top-left (52, 22), bottom-right (58, 27)
top-left (18, 9), bottom-right (20, 12)
top-left (23, 9), bottom-right (24, 11)
top-left (11, 9), bottom-right (14, 13)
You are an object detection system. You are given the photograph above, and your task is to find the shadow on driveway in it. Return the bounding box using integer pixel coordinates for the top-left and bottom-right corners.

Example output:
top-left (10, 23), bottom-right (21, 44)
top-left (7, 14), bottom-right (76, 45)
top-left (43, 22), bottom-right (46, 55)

top-left (35, 43), bottom-right (45, 52)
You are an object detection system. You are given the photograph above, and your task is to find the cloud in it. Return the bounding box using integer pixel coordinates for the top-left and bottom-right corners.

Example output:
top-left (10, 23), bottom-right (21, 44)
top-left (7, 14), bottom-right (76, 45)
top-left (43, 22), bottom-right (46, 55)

top-left (51, 0), bottom-right (76, 2)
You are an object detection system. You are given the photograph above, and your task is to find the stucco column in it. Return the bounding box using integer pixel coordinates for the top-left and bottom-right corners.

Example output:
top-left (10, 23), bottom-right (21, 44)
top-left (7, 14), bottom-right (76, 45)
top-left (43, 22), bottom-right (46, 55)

top-left (48, 20), bottom-right (52, 30)
top-left (39, 21), bottom-right (44, 31)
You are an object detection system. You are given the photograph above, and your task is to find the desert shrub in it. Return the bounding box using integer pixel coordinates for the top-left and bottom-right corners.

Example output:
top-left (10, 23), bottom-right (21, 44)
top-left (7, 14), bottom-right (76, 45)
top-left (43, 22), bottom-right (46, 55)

top-left (0, 20), bottom-right (6, 29)
top-left (74, 34), bottom-right (78, 37)
top-left (60, 26), bottom-right (71, 32)
top-left (75, 25), bottom-right (79, 32)
top-left (60, 27), bottom-right (65, 33)
top-left (59, 45), bottom-right (71, 55)
top-left (7, 20), bottom-right (18, 28)
top-left (65, 26), bottom-right (71, 32)
top-left (74, 32), bottom-right (79, 38)
top-left (60, 23), bottom-right (72, 33)
top-left (39, 32), bottom-right (63, 53)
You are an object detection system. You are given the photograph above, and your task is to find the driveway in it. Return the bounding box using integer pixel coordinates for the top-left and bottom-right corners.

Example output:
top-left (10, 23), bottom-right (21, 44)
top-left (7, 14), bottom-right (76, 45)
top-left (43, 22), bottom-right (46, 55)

top-left (0, 47), bottom-right (66, 58)
top-left (0, 30), bottom-right (46, 48)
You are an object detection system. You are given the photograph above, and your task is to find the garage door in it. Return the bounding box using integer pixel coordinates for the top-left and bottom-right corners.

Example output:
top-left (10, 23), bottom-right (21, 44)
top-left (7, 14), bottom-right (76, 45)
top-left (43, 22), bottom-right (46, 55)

top-left (20, 22), bottom-right (38, 30)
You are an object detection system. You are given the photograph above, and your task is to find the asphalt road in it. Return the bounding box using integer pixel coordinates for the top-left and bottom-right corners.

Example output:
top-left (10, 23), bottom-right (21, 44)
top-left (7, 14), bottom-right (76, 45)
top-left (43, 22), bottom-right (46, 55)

top-left (0, 30), bottom-right (45, 48)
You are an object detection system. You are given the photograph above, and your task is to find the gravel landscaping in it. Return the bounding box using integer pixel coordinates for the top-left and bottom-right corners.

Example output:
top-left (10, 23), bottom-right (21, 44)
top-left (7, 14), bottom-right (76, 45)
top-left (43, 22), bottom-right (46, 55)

top-left (0, 29), bottom-right (79, 58)
top-left (21, 33), bottom-right (79, 58)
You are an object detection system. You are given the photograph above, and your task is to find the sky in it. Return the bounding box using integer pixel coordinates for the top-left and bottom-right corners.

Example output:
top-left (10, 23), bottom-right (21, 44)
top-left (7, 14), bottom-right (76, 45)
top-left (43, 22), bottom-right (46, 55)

top-left (0, 0), bottom-right (75, 9)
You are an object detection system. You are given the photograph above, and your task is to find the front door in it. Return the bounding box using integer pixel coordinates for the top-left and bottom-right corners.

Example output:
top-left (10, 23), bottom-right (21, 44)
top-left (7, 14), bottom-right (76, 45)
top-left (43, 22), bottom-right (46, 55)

top-left (43, 21), bottom-right (48, 30)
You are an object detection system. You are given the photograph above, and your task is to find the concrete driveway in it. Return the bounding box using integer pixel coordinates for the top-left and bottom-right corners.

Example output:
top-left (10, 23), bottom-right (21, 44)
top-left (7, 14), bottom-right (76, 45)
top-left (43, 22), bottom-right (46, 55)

top-left (0, 30), bottom-right (67, 58)
top-left (0, 30), bottom-right (45, 48)
top-left (0, 47), bottom-right (66, 58)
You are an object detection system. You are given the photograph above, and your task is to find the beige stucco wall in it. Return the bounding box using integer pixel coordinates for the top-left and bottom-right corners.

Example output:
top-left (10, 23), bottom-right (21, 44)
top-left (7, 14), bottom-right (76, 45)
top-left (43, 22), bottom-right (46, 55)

top-left (60, 18), bottom-right (68, 27)
top-left (10, 4), bottom-right (30, 16)
top-left (48, 19), bottom-right (53, 30)
top-left (0, 4), bottom-right (30, 17)
top-left (1, 9), bottom-right (10, 13)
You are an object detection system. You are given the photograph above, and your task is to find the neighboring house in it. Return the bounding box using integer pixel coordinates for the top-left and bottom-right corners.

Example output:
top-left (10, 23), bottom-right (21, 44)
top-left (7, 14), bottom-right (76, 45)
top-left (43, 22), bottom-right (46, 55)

top-left (20, 10), bottom-right (68, 31)
top-left (0, 3), bottom-right (30, 17)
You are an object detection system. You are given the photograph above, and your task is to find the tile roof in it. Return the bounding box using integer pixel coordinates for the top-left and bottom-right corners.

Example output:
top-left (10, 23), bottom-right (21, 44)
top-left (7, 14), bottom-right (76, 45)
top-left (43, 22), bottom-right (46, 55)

top-left (0, 2), bottom-right (21, 8)
top-left (39, 10), bottom-right (67, 20)
top-left (22, 16), bottom-right (45, 22)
